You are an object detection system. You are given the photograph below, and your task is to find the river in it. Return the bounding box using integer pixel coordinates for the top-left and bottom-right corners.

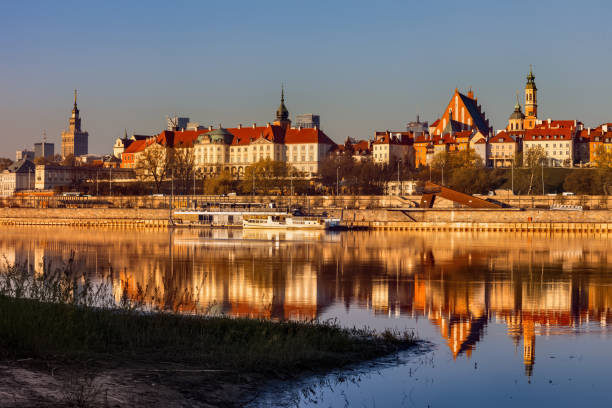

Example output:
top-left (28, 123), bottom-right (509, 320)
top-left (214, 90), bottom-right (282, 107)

top-left (1, 227), bottom-right (611, 407)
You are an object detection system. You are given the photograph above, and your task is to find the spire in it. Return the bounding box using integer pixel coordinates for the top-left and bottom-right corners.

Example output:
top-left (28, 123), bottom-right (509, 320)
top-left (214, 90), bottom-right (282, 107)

top-left (74, 89), bottom-right (77, 107)
top-left (515, 91), bottom-right (521, 110)
top-left (526, 65), bottom-right (536, 86)
top-left (275, 84), bottom-right (289, 124)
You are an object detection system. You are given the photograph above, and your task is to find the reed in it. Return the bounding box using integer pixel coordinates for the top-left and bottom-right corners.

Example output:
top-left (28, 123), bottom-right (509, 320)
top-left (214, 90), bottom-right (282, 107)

top-left (0, 258), bottom-right (416, 374)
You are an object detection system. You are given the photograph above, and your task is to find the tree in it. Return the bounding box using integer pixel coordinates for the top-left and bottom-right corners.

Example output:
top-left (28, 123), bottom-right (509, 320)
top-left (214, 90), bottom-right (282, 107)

top-left (204, 171), bottom-right (234, 195)
top-left (135, 145), bottom-right (173, 194)
top-left (592, 145), bottom-right (612, 194)
top-left (170, 147), bottom-right (196, 194)
top-left (239, 159), bottom-right (294, 195)
top-left (563, 170), bottom-right (603, 195)
top-left (0, 157), bottom-right (13, 171)
top-left (61, 154), bottom-right (75, 167)
top-left (523, 146), bottom-right (547, 195)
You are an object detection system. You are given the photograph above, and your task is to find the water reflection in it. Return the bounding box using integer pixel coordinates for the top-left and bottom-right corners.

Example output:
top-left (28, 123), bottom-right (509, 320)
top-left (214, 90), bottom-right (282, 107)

top-left (1, 227), bottom-right (611, 380)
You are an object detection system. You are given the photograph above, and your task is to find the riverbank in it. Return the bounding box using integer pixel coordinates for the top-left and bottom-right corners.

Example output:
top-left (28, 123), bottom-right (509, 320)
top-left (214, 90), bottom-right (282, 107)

top-left (0, 296), bottom-right (416, 407)
top-left (1, 207), bottom-right (612, 232)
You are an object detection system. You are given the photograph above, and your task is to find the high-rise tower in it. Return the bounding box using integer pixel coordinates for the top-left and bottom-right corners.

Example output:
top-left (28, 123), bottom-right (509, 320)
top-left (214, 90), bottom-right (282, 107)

top-left (61, 89), bottom-right (89, 158)
top-left (524, 66), bottom-right (538, 129)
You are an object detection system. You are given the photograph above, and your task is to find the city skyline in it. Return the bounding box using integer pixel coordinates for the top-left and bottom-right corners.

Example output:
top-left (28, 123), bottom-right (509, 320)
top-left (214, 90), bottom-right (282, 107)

top-left (2, 1), bottom-right (612, 158)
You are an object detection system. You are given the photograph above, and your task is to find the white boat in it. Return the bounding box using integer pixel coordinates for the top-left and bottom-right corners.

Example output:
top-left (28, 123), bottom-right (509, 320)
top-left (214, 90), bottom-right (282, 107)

top-left (243, 214), bottom-right (341, 230)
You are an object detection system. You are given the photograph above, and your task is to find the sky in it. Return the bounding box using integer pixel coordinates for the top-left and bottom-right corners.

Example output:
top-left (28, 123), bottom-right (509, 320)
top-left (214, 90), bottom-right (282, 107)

top-left (1, 0), bottom-right (612, 158)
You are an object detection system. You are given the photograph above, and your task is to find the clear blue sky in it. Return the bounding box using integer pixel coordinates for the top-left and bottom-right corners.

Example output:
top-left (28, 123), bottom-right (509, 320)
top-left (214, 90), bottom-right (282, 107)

top-left (1, 0), bottom-right (611, 158)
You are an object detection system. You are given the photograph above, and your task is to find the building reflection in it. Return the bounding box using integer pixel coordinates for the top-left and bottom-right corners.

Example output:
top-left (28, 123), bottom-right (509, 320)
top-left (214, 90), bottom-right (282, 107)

top-left (1, 228), bottom-right (611, 378)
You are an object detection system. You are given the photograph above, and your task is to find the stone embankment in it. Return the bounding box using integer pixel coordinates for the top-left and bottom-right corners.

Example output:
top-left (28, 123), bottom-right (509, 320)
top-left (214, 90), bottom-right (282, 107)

top-left (1, 207), bottom-right (611, 232)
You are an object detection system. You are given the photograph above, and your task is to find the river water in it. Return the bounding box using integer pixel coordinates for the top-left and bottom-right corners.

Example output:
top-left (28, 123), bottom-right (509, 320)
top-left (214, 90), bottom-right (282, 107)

top-left (1, 227), bottom-right (611, 407)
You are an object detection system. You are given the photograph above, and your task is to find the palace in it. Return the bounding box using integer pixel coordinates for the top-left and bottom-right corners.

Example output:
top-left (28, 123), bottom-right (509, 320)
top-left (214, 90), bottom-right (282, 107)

top-left (122, 90), bottom-right (336, 178)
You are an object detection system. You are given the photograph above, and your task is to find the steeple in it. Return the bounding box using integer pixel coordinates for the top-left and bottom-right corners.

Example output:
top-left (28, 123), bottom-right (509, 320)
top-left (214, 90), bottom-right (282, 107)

top-left (526, 65), bottom-right (536, 88)
top-left (274, 85), bottom-right (291, 128)
top-left (69, 89), bottom-right (82, 132)
top-left (524, 65), bottom-right (538, 127)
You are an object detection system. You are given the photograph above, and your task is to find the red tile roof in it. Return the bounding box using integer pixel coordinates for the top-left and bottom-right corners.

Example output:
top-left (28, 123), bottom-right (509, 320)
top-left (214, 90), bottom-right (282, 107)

top-left (524, 128), bottom-right (574, 141)
top-left (534, 120), bottom-right (580, 129)
top-left (489, 131), bottom-right (516, 144)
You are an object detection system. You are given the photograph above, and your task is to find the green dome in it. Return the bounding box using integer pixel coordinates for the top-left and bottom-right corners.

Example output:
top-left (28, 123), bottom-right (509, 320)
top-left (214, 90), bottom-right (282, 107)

top-left (209, 127), bottom-right (233, 144)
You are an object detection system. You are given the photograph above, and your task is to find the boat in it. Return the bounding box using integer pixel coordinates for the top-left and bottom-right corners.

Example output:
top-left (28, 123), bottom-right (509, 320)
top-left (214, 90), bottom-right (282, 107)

top-left (243, 214), bottom-right (341, 230)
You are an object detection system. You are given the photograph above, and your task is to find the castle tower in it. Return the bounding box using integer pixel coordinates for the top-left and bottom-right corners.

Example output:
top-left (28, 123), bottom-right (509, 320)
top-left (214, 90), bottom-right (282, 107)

top-left (524, 66), bottom-right (538, 129)
top-left (61, 89), bottom-right (89, 158)
top-left (273, 85), bottom-right (291, 129)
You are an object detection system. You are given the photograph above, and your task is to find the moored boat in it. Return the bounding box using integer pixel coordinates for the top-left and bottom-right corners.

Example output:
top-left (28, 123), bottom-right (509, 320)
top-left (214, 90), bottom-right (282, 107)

top-left (243, 214), bottom-right (341, 230)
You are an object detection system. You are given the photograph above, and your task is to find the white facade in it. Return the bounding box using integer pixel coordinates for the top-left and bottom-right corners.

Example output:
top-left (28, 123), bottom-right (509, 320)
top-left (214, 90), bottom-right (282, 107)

top-left (0, 171), bottom-right (34, 196)
top-left (523, 138), bottom-right (573, 167)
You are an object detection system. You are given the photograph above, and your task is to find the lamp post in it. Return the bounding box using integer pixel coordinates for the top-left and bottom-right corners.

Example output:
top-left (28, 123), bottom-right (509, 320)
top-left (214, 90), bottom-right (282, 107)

top-left (397, 159), bottom-right (402, 196)
top-left (541, 158), bottom-right (545, 195)
top-left (336, 166), bottom-right (340, 196)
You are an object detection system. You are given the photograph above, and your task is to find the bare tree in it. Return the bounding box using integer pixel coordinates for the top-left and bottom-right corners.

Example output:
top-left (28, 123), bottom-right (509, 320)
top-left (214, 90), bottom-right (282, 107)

top-left (135, 145), bottom-right (172, 194)
top-left (523, 146), bottom-right (547, 195)
top-left (171, 147), bottom-right (196, 194)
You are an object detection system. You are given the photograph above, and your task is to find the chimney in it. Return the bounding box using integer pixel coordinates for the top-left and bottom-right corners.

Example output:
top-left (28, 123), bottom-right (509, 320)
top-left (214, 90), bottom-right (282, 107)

top-left (298, 125), bottom-right (302, 130)
top-left (238, 123), bottom-right (242, 129)
top-left (208, 125), bottom-right (213, 131)
top-left (314, 125), bottom-right (318, 130)
top-left (267, 122), bottom-right (270, 128)
top-left (548, 118), bottom-right (552, 125)
top-left (252, 123), bottom-right (256, 128)
top-left (588, 128), bottom-right (591, 135)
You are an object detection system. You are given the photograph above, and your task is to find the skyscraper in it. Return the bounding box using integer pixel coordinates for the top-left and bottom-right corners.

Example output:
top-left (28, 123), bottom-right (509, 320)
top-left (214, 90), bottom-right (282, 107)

top-left (295, 113), bottom-right (320, 129)
top-left (61, 90), bottom-right (89, 158)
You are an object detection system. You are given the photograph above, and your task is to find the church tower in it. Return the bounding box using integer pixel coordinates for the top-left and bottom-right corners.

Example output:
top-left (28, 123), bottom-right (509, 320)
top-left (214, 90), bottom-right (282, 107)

top-left (524, 66), bottom-right (538, 129)
top-left (273, 86), bottom-right (291, 129)
top-left (507, 93), bottom-right (525, 131)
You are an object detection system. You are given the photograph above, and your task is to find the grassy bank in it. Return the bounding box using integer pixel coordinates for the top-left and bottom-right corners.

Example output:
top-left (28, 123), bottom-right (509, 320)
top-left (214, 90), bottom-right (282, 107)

top-left (0, 260), bottom-right (416, 406)
top-left (0, 295), bottom-right (414, 372)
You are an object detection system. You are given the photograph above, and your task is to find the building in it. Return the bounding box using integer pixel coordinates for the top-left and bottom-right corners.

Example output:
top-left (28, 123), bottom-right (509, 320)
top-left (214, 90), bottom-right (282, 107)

top-left (167, 116), bottom-right (189, 131)
top-left (488, 131), bottom-right (519, 168)
top-left (34, 164), bottom-right (133, 190)
top-left (61, 90), bottom-right (89, 158)
top-left (34, 142), bottom-right (54, 160)
top-left (0, 159), bottom-right (35, 196)
top-left (333, 137), bottom-right (372, 162)
top-left (384, 180), bottom-right (418, 196)
top-left (429, 88), bottom-right (492, 137)
top-left (16, 149), bottom-right (34, 161)
top-left (406, 115), bottom-right (428, 135)
top-left (580, 124), bottom-right (612, 166)
top-left (371, 131), bottom-right (414, 166)
top-left (523, 127), bottom-right (575, 167)
top-left (125, 91), bottom-right (337, 178)
top-left (113, 131), bottom-right (151, 159)
top-left (295, 114), bottom-right (320, 129)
